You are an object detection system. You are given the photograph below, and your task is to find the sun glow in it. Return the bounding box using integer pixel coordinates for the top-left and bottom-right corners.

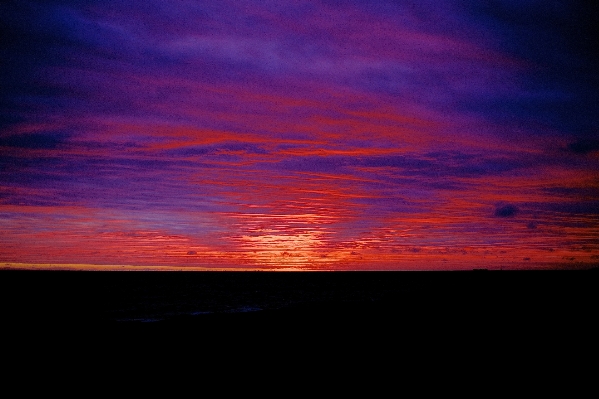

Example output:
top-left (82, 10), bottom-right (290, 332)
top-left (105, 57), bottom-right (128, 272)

top-left (226, 212), bottom-right (341, 268)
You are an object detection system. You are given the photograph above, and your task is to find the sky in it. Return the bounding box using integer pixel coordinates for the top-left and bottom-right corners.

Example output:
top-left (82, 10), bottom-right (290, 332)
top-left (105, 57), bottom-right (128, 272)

top-left (1, 0), bottom-right (598, 270)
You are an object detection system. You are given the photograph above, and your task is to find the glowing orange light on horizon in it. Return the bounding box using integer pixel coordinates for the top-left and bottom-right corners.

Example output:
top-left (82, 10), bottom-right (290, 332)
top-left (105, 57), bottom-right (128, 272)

top-left (224, 210), bottom-right (350, 268)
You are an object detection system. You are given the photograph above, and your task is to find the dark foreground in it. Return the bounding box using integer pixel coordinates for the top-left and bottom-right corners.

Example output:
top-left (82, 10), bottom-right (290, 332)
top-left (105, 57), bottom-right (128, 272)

top-left (2, 270), bottom-right (595, 391)
top-left (1, 269), bottom-right (596, 329)
top-left (2, 269), bottom-right (597, 378)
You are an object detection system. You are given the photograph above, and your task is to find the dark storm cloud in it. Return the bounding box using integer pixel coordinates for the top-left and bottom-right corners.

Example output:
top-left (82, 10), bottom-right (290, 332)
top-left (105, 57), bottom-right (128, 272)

top-left (567, 139), bottom-right (599, 155)
top-left (164, 143), bottom-right (269, 159)
top-left (544, 186), bottom-right (599, 199)
top-left (277, 150), bottom-right (543, 185)
top-left (279, 155), bottom-right (354, 173)
top-left (451, 156), bottom-right (533, 177)
top-left (545, 202), bottom-right (599, 216)
top-left (359, 155), bottom-right (433, 171)
top-left (494, 204), bottom-right (519, 218)
top-left (0, 132), bottom-right (66, 149)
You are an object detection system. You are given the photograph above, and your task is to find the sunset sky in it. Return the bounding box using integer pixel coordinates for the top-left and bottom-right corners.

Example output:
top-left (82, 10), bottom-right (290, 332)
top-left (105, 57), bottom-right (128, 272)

top-left (1, 1), bottom-right (598, 270)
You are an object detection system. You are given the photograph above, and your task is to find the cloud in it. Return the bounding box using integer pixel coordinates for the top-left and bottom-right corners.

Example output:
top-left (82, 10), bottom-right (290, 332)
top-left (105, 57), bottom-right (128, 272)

top-left (0, 132), bottom-right (66, 149)
top-left (460, 1), bottom-right (599, 136)
top-left (1, 1), bottom-right (597, 270)
top-left (567, 139), bottom-right (599, 155)
top-left (494, 204), bottom-right (519, 218)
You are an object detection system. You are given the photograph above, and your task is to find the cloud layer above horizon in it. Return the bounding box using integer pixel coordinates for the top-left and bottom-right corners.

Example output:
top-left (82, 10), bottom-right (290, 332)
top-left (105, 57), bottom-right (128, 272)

top-left (1, 0), bottom-right (598, 269)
